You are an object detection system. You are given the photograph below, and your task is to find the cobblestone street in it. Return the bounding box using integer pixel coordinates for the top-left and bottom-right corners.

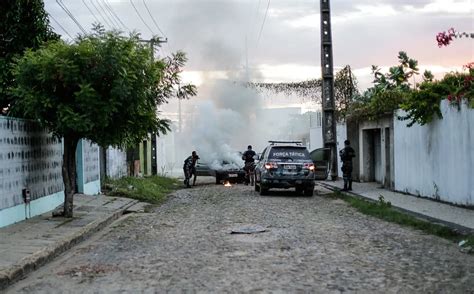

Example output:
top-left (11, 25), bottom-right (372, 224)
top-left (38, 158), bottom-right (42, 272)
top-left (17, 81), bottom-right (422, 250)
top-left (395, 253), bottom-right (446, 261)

top-left (7, 181), bottom-right (474, 293)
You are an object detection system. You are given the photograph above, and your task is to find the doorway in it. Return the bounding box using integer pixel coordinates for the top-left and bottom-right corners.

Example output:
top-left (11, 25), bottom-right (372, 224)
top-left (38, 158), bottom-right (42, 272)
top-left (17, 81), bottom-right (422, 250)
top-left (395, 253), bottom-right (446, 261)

top-left (362, 129), bottom-right (381, 182)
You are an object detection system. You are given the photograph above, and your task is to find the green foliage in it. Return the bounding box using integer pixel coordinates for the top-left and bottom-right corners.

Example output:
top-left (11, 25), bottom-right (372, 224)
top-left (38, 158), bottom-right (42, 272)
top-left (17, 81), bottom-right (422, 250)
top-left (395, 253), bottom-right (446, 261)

top-left (348, 52), bottom-right (417, 121)
top-left (400, 71), bottom-right (473, 126)
top-left (399, 79), bottom-right (446, 127)
top-left (372, 51), bottom-right (419, 91)
top-left (333, 192), bottom-right (473, 246)
top-left (12, 26), bottom-right (196, 147)
top-left (348, 51), bottom-right (473, 126)
top-left (0, 0), bottom-right (59, 113)
top-left (103, 176), bottom-right (180, 204)
top-left (350, 88), bottom-right (406, 121)
top-left (334, 65), bottom-right (359, 121)
top-left (378, 195), bottom-right (392, 208)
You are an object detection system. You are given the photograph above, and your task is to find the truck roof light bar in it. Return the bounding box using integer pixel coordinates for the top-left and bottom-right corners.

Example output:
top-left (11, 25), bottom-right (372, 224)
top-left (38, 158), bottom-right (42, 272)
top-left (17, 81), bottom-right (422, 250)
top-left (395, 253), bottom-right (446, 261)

top-left (268, 140), bottom-right (303, 146)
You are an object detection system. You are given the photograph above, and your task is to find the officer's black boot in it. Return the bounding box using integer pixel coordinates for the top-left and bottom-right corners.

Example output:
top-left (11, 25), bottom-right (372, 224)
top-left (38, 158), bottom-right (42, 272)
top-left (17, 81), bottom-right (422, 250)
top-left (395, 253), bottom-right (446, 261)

top-left (342, 180), bottom-right (348, 191)
top-left (348, 180), bottom-right (352, 191)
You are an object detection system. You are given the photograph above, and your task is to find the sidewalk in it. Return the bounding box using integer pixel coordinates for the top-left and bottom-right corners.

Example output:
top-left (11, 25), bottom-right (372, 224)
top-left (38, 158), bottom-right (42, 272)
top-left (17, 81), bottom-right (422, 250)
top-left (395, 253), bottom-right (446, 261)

top-left (0, 194), bottom-right (144, 290)
top-left (319, 180), bottom-right (474, 234)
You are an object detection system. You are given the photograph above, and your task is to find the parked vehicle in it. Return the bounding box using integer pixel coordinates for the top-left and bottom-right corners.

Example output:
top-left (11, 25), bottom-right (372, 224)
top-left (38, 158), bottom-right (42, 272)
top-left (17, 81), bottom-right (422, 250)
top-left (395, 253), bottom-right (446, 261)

top-left (309, 147), bottom-right (330, 180)
top-left (254, 141), bottom-right (316, 196)
top-left (195, 160), bottom-right (245, 184)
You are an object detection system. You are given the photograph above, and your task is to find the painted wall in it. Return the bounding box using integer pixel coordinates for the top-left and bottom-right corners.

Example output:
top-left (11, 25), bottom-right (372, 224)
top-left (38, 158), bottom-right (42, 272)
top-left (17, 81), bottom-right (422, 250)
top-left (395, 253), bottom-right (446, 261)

top-left (77, 139), bottom-right (100, 195)
top-left (156, 132), bottom-right (177, 177)
top-left (0, 117), bottom-right (103, 227)
top-left (394, 101), bottom-right (473, 205)
top-left (0, 117), bottom-right (64, 227)
top-left (139, 138), bottom-right (152, 176)
top-left (106, 147), bottom-right (127, 179)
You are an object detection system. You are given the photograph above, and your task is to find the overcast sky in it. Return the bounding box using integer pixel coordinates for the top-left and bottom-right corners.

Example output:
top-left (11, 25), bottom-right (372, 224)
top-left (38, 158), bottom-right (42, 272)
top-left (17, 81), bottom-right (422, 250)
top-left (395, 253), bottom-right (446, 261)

top-left (45, 0), bottom-right (473, 89)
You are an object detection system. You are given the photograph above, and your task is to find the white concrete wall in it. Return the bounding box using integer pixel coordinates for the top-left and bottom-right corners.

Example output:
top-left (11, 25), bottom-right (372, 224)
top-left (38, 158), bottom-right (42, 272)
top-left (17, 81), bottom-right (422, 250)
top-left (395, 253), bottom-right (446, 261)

top-left (394, 100), bottom-right (474, 205)
top-left (156, 131), bottom-right (176, 177)
top-left (106, 147), bottom-right (127, 179)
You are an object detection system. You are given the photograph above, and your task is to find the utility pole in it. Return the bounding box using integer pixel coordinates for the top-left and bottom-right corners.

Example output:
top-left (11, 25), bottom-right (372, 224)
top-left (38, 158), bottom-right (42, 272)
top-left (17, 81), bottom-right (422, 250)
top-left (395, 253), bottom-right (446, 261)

top-left (178, 89), bottom-right (182, 133)
top-left (138, 36), bottom-right (168, 176)
top-left (140, 36), bottom-right (168, 61)
top-left (320, 0), bottom-right (338, 180)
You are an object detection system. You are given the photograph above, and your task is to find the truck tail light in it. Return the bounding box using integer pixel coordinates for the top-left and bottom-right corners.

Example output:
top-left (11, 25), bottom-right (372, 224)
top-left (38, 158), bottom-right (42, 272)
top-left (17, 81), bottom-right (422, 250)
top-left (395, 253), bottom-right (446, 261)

top-left (304, 163), bottom-right (315, 171)
top-left (265, 162), bottom-right (278, 169)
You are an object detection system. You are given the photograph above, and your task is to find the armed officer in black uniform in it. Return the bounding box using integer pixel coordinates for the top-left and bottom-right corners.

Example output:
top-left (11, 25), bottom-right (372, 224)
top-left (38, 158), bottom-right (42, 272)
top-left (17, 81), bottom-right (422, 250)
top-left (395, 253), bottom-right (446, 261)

top-left (339, 140), bottom-right (356, 191)
top-left (242, 145), bottom-right (256, 185)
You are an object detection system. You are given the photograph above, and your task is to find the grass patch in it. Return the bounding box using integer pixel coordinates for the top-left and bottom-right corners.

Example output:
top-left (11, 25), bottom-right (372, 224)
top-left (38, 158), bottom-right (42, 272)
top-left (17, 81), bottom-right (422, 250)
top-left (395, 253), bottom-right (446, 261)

top-left (102, 176), bottom-right (180, 204)
top-left (333, 191), bottom-right (474, 253)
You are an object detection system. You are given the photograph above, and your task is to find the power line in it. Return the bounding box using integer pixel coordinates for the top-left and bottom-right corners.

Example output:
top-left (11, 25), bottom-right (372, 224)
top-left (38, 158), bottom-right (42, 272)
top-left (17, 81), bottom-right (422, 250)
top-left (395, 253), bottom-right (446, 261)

top-left (104, 0), bottom-right (129, 31)
top-left (82, 0), bottom-right (101, 25)
top-left (142, 0), bottom-right (166, 37)
top-left (256, 0), bottom-right (271, 47)
top-left (56, 0), bottom-right (87, 34)
top-left (97, 0), bottom-right (119, 28)
top-left (49, 13), bottom-right (74, 39)
top-left (130, 0), bottom-right (155, 35)
top-left (89, 0), bottom-right (112, 28)
top-left (251, 0), bottom-right (262, 38)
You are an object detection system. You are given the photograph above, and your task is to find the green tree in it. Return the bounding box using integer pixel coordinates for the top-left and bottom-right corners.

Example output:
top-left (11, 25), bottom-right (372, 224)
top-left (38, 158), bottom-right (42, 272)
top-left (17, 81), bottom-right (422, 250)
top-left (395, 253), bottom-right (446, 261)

top-left (334, 65), bottom-right (359, 121)
top-left (0, 0), bottom-right (59, 114)
top-left (12, 27), bottom-right (196, 217)
top-left (348, 51), bottom-right (421, 121)
top-left (400, 70), bottom-right (473, 126)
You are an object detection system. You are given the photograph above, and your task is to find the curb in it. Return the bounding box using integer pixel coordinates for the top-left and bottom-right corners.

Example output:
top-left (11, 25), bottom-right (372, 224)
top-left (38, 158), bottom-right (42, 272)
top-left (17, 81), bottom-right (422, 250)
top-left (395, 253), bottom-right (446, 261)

top-left (0, 199), bottom-right (139, 291)
top-left (318, 182), bottom-right (474, 235)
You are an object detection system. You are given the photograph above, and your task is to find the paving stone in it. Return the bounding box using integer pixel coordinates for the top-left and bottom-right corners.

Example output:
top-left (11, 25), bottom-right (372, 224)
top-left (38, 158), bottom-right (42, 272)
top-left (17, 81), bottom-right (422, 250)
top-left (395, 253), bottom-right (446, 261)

top-left (5, 183), bottom-right (474, 292)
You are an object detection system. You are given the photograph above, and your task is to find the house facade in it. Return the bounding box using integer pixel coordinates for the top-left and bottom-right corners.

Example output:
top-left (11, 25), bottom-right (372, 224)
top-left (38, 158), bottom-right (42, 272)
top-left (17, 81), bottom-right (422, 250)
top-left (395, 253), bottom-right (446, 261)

top-left (347, 100), bottom-right (473, 206)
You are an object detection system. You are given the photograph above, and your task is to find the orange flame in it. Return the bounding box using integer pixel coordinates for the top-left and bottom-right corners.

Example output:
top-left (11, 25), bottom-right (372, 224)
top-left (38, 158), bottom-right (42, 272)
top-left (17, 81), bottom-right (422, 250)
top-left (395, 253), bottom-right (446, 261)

top-left (224, 181), bottom-right (232, 187)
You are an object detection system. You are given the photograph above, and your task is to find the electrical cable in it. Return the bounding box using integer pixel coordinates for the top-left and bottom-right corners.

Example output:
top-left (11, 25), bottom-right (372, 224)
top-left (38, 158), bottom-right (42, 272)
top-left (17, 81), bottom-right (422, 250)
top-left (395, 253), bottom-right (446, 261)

top-left (49, 13), bottom-right (74, 39)
top-left (251, 0), bottom-right (262, 38)
top-left (104, 0), bottom-right (130, 31)
top-left (142, 0), bottom-right (166, 37)
top-left (56, 0), bottom-right (87, 34)
top-left (82, 0), bottom-right (101, 25)
top-left (256, 0), bottom-right (271, 47)
top-left (97, 0), bottom-right (119, 28)
top-left (130, 0), bottom-right (155, 35)
top-left (89, 0), bottom-right (112, 28)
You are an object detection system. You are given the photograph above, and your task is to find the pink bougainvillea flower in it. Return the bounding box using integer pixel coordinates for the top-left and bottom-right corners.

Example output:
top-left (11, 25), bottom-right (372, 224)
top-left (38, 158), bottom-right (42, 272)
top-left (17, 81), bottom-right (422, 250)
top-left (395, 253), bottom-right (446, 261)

top-left (436, 28), bottom-right (456, 47)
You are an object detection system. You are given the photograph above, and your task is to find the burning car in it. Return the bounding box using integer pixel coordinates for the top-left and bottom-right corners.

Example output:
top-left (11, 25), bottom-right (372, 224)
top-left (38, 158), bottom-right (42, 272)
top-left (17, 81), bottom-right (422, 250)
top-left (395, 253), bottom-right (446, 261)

top-left (195, 156), bottom-right (246, 184)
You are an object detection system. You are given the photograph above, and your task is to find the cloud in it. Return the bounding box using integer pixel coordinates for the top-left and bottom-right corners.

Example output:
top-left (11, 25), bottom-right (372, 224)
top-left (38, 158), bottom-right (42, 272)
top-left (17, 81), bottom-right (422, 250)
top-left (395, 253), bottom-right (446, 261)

top-left (44, 0), bottom-right (472, 85)
top-left (403, 0), bottom-right (473, 14)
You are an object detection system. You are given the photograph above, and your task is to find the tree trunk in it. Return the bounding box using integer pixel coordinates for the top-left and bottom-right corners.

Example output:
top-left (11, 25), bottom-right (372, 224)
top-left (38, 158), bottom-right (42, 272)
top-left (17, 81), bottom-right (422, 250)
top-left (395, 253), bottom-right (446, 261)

top-left (62, 135), bottom-right (79, 218)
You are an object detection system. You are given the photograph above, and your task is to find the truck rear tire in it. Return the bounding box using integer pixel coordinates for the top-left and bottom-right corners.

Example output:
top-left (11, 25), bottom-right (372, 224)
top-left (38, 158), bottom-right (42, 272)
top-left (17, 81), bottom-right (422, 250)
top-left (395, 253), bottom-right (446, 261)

top-left (304, 187), bottom-right (314, 197)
